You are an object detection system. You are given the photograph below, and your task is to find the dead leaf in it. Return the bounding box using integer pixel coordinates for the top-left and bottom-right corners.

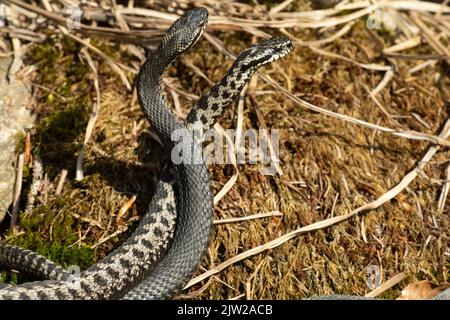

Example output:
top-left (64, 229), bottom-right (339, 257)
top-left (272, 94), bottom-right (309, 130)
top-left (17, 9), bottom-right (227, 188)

top-left (116, 195), bottom-right (137, 224)
top-left (397, 281), bottom-right (450, 300)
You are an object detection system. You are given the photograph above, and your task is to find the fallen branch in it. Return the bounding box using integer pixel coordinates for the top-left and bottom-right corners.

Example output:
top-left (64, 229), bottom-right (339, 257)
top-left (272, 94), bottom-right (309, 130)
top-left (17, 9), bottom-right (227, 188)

top-left (10, 153), bottom-right (24, 230)
top-left (55, 169), bottom-right (68, 196)
top-left (365, 272), bottom-right (407, 298)
top-left (25, 155), bottom-right (44, 212)
top-left (76, 48), bottom-right (101, 181)
top-left (213, 211), bottom-right (282, 225)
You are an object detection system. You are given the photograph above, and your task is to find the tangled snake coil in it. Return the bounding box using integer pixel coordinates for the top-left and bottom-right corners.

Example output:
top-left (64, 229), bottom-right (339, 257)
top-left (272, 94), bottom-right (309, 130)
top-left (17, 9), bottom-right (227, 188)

top-left (0, 8), bottom-right (293, 299)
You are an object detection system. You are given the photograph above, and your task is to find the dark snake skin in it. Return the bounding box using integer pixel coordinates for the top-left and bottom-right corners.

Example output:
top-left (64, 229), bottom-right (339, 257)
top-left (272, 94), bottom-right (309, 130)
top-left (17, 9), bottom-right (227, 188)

top-left (0, 8), bottom-right (294, 299)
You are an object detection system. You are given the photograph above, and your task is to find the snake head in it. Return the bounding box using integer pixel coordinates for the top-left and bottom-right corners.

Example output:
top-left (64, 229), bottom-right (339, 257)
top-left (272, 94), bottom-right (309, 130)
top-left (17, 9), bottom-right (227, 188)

top-left (162, 8), bottom-right (209, 53)
top-left (235, 37), bottom-right (294, 72)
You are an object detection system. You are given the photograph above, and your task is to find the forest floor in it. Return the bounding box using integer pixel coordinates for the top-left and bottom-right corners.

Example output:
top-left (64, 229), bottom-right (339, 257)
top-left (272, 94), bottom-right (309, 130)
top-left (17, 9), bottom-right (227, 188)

top-left (0, 0), bottom-right (449, 299)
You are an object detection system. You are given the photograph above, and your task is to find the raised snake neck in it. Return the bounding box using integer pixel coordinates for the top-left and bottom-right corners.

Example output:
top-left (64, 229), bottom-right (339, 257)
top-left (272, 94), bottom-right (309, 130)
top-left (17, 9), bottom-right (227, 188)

top-left (0, 8), bottom-right (293, 299)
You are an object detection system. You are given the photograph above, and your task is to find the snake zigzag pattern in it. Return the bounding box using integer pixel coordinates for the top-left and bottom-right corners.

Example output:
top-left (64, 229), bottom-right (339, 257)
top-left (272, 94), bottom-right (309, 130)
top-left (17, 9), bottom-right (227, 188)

top-left (0, 8), bottom-right (293, 299)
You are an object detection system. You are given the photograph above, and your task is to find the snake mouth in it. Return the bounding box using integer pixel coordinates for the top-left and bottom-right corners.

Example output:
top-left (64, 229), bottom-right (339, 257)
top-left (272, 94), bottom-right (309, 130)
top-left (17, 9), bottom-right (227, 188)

top-left (260, 37), bottom-right (294, 65)
top-left (182, 7), bottom-right (208, 47)
top-left (233, 37), bottom-right (293, 72)
top-left (162, 7), bottom-right (209, 55)
top-left (260, 37), bottom-right (294, 58)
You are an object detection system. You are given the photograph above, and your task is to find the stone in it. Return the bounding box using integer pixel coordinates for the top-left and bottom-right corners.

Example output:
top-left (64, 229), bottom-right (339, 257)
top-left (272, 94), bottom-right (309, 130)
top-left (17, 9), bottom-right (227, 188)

top-left (0, 56), bottom-right (34, 223)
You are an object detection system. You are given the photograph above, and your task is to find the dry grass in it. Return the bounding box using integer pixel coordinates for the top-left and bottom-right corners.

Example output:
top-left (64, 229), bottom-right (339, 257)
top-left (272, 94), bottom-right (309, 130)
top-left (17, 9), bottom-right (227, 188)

top-left (0, 0), bottom-right (449, 299)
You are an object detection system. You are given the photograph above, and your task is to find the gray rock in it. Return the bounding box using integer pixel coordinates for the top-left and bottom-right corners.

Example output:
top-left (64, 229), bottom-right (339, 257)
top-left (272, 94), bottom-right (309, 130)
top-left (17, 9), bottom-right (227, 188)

top-left (0, 56), bottom-right (34, 223)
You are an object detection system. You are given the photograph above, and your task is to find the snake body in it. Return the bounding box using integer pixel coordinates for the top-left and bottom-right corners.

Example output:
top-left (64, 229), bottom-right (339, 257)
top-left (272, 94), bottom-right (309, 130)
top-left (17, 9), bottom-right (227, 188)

top-left (0, 8), bottom-right (293, 299)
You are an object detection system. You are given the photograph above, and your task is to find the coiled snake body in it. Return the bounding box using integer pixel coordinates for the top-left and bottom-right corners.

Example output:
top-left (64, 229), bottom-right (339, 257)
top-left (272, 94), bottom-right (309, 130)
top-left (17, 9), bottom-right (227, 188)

top-left (0, 8), bottom-right (293, 299)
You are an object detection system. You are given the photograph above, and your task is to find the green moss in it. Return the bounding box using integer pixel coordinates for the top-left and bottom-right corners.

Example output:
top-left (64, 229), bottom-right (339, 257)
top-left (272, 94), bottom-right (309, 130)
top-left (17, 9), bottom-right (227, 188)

top-left (0, 31), bottom-right (132, 288)
top-left (26, 37), bottom-right (93, 177)
top-left (34, 104), bottom-right (89, 166)
top-left (0, 36), bottom-right (97, 285)
top-left (0, 272), bottom-right (6, 284)
top-left (28, 37), bottom-right (90, 98)
top-left (14, 209), bottom-right (95, 269)
top-left (1, 272), bottom-right (18, 286)
top-left (91, 39), bottom-right (122, 61)
top-left (378, 288), bottom-right (402, 300)
top-left (1, 204), bottom-right (96, 285)
top-left (10, 231), bottom-right (94, 270)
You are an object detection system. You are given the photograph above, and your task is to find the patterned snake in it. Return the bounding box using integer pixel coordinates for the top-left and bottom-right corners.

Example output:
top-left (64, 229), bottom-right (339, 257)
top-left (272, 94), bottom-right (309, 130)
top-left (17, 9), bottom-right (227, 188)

top-left (0, 8), bottom-right (294, 299)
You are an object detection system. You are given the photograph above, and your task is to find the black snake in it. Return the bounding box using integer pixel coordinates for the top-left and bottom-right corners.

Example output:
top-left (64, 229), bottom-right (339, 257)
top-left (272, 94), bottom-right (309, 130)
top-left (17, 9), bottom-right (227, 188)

top-left (0, 8), bottom-right (293, 299)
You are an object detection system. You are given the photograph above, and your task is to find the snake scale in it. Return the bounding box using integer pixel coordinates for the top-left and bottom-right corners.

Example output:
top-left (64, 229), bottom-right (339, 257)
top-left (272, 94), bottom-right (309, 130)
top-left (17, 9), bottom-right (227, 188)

top-left (0, 8), bottom-right (294, 299)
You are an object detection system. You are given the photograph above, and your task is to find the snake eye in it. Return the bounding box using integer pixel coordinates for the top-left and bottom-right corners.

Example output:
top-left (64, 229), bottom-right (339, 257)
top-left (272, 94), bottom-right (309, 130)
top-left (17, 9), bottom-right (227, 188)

top-left (184, 8), bottom-right (208, 26)
top-left (256, 38), bottom-right (293, 58)
top-left (234, 37), bottom-right (293, 72)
